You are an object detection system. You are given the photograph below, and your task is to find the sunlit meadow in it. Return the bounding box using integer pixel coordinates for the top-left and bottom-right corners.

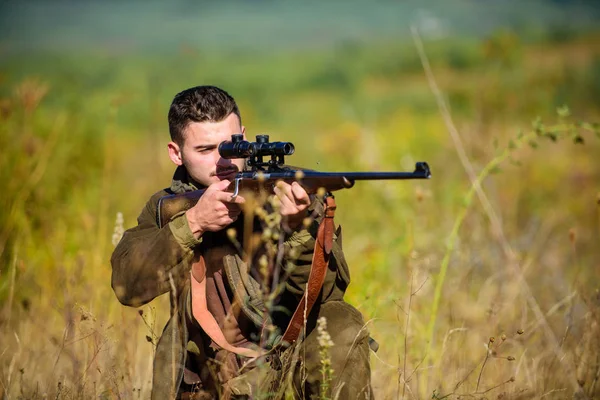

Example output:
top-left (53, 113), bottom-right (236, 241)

top-left (1, 12), bottom-right (600, 399)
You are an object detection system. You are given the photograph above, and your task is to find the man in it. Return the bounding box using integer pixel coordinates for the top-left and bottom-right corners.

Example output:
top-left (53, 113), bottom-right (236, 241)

top-left (111, 86), bottom-right (372, 399)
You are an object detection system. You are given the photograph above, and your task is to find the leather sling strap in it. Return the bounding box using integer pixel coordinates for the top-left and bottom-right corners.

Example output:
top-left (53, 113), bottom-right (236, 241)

top-left (281, 195), bottom-right (337, 344)
top-left (190, 257), bottom-right (261, 358)
top-left (189, 196), bottom-right (337, 353)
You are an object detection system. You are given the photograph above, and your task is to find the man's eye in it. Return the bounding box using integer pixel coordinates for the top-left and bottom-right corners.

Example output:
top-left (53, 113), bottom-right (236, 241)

top-left (198, 148), bottom-right (214, 154)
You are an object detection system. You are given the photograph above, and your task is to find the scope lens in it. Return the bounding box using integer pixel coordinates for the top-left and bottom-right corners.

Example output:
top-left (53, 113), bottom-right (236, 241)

top-left (282, 142), bottom-right (294, 155)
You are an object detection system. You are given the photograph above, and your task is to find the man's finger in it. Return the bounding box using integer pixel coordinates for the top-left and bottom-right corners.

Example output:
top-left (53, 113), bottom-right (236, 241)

top-left (275, 181), bottom-right (294, 202)
top-left (208, 179), bottom-right (232, 192)
top-left (227, 208), bottom-right (241, 219)
top-left (274, 186), bottom-right (297, 214)
top-left (274, 185), bottom-right (294, 205)
top-left (215, 191), bottom-right (246, 204)
top-left (290, 182), bottom-right (310, 205)
top-left (225, 203), bottom-right (242, 212)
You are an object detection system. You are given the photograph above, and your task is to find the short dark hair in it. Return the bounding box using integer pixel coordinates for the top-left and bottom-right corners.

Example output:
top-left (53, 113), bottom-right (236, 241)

top-left (168, 86), bottom-right (241, 145)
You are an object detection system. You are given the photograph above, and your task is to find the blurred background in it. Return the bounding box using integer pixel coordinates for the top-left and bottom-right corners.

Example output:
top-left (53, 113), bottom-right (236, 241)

top-left (1, 0), bottom-right (599, 398)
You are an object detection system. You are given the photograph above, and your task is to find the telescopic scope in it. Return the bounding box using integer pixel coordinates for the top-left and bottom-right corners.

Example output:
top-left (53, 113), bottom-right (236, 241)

top-left (218, 134), bottom-right (257, 159)
top-left (218, 134), bottom-right (295, 159)
top-left (253, 134), bottom-right (295, 157)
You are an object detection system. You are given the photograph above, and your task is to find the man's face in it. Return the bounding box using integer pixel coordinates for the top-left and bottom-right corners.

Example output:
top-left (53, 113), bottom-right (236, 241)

top-left (167, 113), bottom-right (246, 187)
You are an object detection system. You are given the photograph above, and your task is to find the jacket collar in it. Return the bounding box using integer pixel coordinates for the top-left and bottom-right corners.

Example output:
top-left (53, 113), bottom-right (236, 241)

top-left (169, 166), bottom-right (203, 194)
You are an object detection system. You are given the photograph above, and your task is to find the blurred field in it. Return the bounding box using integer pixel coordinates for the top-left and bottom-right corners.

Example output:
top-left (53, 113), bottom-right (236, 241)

top-left (1, 17), bottom-right (600, 400)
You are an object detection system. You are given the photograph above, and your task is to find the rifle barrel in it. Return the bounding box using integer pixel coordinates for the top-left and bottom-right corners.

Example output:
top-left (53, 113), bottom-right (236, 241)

top-left (240, 161), bottom-right (432, 181)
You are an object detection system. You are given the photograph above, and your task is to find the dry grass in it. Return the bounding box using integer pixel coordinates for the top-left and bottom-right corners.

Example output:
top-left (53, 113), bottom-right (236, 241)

top-left (1, 32), bottom-right (600, 399)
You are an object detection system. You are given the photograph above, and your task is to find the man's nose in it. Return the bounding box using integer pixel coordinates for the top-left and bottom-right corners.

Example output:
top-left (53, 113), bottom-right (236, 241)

top-left (216, 154), bottom-right (232, 168)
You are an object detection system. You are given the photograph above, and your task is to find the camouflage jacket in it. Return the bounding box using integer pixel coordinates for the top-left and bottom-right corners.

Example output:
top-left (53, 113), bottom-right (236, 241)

top-left (110, 166), bottom-right (350, 399)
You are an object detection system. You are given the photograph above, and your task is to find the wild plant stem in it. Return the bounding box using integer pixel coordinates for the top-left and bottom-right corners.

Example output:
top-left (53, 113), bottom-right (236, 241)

top-left (424, 129), bottom-right (536, 371)
top-left (401, 272), bottom-right (414, 400)
top-left (412, 25), bottom-right (584, 395)
top-left (475, 344), bottom-right (491, 392)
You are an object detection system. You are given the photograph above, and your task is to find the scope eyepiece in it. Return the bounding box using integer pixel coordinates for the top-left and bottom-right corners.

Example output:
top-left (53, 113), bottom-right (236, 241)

top-left (218, 136), bottom-right (257, 159)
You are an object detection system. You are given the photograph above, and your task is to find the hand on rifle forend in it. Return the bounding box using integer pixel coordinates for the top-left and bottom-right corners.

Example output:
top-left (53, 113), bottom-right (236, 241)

top-left (273, 181), bottom-right (311, 232)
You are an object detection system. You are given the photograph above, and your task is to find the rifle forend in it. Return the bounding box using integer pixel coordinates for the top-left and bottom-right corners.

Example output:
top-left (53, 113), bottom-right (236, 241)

top-left (156, 135), bottom-right (431, 228)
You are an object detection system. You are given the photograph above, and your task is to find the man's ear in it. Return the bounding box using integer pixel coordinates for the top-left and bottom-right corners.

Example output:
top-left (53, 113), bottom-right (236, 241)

top-left (167, 141), bottom-right (183, 166)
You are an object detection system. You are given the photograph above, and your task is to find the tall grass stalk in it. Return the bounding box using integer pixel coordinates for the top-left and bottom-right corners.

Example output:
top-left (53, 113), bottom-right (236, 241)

top-left (412, 26), bottom-right (598, 395)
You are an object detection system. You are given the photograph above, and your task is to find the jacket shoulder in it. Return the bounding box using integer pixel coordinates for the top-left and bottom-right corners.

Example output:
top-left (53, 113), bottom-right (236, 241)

top-left (136, 188), bottom-right (172, 226)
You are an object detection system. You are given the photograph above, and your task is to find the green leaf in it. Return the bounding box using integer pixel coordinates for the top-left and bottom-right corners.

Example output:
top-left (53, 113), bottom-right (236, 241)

top-left (528, 140), bottom-right (538, 149)
top-left (490, 166), bottom-right (502, 174)
top-left (573, 135), bottom-right (584, 144)
top-left (556, 104), bottom-right (571, 118)
top-left (532, 117), bottom-right (544, 134)
top-left (508, 139), bottom-right (517, 150)
top-left (517, 129), bottom-right (524, 139)
top-left (545, 132), bottom-right (558, 142)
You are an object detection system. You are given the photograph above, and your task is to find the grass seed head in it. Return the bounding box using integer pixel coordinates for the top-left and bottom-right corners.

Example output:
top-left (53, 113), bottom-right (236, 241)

top-left (227, 228), bottom-right (237, 241)
top-left (416, 187), bottom-right (424, 202)
top-left (275, 180), bottom-right (287, 190)
top-left (569, 228), bottom-right (576, 244)
top-left (269, 195), bottom-right (281, 210)
top-left (302, 217), bottom-right (312, 228)
top-left (317, 316), bottom-right (334, 349)
top-left (258, 255), bottom-right (268, 268)
top-left (261, 228), bottom-right (272, 242)
top-left (254, 207), bottom-right (267, 219)
top-left (112, 212), bottom-right (125, 247)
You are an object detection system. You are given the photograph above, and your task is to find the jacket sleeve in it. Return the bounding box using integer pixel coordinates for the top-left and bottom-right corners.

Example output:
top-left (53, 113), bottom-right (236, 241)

top-left (111, 190), bottom-right (202, 307)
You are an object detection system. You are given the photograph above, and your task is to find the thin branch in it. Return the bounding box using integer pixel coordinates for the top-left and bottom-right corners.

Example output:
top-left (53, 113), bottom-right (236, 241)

top-left (412, 277), bottom-right (429, 296)
top-left (402, 272), bottom-right (415, 400)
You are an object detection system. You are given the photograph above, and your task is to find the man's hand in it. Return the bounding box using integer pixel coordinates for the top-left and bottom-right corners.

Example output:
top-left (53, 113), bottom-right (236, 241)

top-left (185, 179), bottom-right (245, 239)
top-left (273, 181), bottom-right (311, 231)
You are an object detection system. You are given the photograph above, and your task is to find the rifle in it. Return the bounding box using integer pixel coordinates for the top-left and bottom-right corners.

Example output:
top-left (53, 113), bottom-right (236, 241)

top-left (157, 134), bottom-right (431, 228)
